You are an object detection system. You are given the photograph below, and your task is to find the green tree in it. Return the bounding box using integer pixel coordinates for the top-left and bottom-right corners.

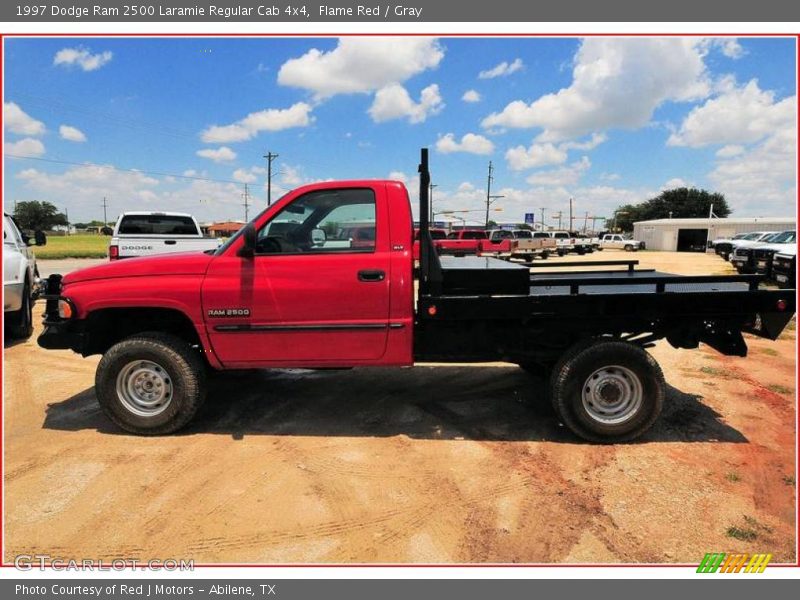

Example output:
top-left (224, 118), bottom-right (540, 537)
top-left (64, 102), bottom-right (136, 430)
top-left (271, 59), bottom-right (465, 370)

top-left (13, 201), bottom-right (68, 231)
top-left (613, 188), bottom-right (731, 232)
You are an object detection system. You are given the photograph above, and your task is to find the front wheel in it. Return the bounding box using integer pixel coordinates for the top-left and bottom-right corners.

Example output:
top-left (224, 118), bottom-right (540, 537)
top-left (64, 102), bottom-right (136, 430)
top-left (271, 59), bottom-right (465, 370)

top-left (6, 280), bottom-right (33, 339)
top-left (540, 251), bottom-right (550, 259)
top-left (550, 341), bottom-right (665, 443)
top-left (95, 333), bottom-right (207, 435)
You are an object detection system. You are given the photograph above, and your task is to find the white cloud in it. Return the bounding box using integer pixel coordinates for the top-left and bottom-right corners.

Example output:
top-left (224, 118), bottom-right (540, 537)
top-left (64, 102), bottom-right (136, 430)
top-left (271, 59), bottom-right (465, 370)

top-left (232, 168), bottom-right (258, 183)
top-left (462, 89), bottom-right (481, 103)
top-left (663, 177), bottom-right (690, 189)
top-left (435, 133), bottom-right (494, 155)
top-left (278, 38), bottom-right (444, 99)
top-left (559, 133), bottom-right (607, 151)
top-left (196, 146), bottom-right (237, 163)
top-left (709, 127), bottom-right (796, 215)
top-left (14, 162), bottom-right (254, 223)
top-left (368, 84), bottom-right (443, 124)
top-left (3, 102), bottom-right (46, 136)
top-left (702, 38), bottom-right (746, 59)
top-left (526, 156), bottom-right (591, 187)
top-left (200, 102), bottom-right (314, 143)
top-left (482, 38), bottom-right (710, 141)
top-left (479, 58), bottom-right (524, 79)
top-left (668, 79), bottom-right (795, 147)
top-left (716, 145), bottom-right (745, 158)
top-left (5, 138), bottom-right (45, 157)
top-left (53, 47), bottom-right (113, 71)
top-left (505, 142), bottom-right (568, 171)
top-left (59, 124), bottom-right (87, 143)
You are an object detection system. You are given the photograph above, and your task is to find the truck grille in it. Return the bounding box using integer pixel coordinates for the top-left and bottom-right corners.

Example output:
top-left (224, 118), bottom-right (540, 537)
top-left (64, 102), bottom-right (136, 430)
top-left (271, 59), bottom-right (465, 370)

top-left (734, 247), bottom-right (751, 258)
top-left (753, 248), bottom-right (774, 259)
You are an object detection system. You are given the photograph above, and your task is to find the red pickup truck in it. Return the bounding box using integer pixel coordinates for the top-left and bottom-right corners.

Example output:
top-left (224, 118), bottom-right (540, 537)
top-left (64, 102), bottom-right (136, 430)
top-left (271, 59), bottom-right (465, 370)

top-left (39, 150), bottom-right (795, 442)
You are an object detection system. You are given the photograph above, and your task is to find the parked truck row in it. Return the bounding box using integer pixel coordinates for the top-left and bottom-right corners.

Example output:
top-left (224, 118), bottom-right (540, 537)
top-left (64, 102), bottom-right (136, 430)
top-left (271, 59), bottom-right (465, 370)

top-left (710, 230), bottom-right (796, 288)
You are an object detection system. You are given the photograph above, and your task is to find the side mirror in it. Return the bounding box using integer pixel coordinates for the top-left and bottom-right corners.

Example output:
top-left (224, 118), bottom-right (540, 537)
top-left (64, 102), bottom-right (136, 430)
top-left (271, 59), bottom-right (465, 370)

top-left (311, 228), bottom-right (327, 246)
top-left (238, 223), bottom-right (257, 258)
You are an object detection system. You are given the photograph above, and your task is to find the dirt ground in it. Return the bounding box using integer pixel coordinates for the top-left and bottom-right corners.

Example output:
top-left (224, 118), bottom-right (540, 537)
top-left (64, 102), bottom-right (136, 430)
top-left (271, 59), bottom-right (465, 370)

top-left (3, 251), bottom-right (796, 564)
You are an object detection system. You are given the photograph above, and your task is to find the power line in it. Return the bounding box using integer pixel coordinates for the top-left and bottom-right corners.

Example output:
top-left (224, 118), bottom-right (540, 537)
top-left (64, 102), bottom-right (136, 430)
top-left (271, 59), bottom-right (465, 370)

top-left (264, 151), bottom-right (279, 205)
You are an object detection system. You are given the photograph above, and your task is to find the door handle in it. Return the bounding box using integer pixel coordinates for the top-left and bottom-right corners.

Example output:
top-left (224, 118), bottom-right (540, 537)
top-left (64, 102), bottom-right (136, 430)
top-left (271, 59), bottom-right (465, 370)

top-left (164, 240), bottom-right (177, 245)
top-left (358, 269), bottom-right (385, 282)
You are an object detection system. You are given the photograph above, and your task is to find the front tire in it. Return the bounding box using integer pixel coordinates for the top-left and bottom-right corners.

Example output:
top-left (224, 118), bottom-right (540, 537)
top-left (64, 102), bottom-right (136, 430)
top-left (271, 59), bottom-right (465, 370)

top-left (550, 341), bottom-right (665, 443)
top-left (95, 333), bottom-right (207, 435)
top-left (6, 280), bottom-right (33, 339)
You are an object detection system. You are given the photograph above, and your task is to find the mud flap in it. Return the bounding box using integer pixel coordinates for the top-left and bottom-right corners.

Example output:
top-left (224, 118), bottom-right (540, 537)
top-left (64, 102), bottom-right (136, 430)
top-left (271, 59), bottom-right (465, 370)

top-left (743, 311), bottom-right (795, 341)
top-left (699, 323), bottom-right (747, 357)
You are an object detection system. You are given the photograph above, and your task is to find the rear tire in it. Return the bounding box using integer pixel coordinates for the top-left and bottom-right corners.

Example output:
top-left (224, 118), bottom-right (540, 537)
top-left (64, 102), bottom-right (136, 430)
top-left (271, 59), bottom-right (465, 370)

top-left (624, 244), bottom-right (633, 252)
top-left (541, 251), bottom-right (550, 259)
top-left (95, 332), bottom-right (207, 435)
top-left (550, 341), bottom-right (664, 443)
top-left (6, 279), bottom-right (33, 339)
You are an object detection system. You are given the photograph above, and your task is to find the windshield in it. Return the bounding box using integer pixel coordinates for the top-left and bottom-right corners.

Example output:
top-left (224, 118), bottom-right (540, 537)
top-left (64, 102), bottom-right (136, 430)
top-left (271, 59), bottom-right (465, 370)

top-left (769, 231), bottom-right (796, 243)
top-left (742, 232), bottom-right (764, 240)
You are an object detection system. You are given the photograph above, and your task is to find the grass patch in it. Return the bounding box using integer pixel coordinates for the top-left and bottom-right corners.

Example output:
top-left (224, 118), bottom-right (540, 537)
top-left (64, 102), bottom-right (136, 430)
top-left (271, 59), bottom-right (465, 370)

top-left (725, 472), bottom-right (741, 483)
top-left (699, 366), bottom-right (733, 378)
top-left (760, 347), bottom-right (779, 357)
top-left (767, 384), bottom-right (793, 395)
top-left (783, 475), bottom-right (796, 486)
top-left (726, 526), bottom-right (758, 542)
top-left (33, 235), bottom-right (109, 259)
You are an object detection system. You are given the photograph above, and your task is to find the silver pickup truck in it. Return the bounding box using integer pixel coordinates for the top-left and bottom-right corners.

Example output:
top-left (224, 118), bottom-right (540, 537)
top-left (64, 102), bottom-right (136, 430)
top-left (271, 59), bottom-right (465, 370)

top-left (109, 212), bottom-right (222, 260)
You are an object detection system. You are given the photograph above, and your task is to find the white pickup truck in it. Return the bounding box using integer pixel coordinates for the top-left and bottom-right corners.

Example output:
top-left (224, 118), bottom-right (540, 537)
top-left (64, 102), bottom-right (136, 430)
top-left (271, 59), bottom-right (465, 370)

top-left (599, 233), bottom-right (644, 251)
top-left (109, 212), bottom-right (222, 260)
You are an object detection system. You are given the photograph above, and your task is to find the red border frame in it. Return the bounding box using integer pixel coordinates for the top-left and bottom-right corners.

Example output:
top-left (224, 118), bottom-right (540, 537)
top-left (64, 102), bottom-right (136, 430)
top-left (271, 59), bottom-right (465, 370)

top-left (0, 31), bottom-right (797, 571)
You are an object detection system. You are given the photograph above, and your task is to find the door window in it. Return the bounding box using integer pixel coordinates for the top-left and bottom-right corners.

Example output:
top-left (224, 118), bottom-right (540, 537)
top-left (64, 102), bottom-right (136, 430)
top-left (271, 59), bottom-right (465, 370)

top-left (256, 188), bottom-right (376, 254)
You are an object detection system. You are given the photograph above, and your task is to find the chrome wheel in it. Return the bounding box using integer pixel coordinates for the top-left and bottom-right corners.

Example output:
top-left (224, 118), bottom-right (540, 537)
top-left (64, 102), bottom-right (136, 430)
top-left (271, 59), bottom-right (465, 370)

top-left (581, 365), bottom-right (643, 425)
top-left (115, 360), bottom-right (173, 417)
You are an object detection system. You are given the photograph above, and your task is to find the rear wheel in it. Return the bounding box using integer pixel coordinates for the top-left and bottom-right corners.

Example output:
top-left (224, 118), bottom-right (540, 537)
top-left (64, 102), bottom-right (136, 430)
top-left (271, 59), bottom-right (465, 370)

top-left (541, 251), bottom-right (550, 259)
top-left (624, 244), bottom-right (634, 252)
top-left (95, 332), bottom-right (207, 435)
top-left (6, 279), bottom-right (33, 339)
top-left (550, 341), bottom-right (665, 443)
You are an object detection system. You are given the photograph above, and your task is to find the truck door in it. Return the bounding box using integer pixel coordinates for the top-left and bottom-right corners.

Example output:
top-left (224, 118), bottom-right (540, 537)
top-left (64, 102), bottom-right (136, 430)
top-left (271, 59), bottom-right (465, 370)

top-left (202, 186), bottom-right (391, 366)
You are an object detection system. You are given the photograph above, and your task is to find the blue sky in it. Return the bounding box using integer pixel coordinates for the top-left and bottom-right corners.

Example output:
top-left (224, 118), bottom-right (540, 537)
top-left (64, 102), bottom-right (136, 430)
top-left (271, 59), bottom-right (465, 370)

top-left (3, 36), bottom-right (796, 226)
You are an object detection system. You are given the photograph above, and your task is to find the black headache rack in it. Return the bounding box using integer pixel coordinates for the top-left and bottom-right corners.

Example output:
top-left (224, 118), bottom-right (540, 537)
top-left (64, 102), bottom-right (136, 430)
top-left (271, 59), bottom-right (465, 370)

top-left (413, 148), bottom-right (796, 360)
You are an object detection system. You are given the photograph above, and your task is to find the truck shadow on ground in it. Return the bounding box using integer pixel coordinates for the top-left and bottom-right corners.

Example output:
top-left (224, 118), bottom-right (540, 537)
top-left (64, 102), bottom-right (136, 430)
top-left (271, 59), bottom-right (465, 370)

top-left (43, 366), bottom-right (748, 444)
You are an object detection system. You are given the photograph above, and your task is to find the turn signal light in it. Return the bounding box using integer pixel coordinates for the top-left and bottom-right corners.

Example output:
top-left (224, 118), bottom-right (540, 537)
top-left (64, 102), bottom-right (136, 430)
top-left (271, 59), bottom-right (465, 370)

top-left (109, 244), bottom-right (119, 260)
top-left (58, 299), bottom-right (74, 320)
top-left (427, 305), bottom-right (437, 316)
top-left (776, 299), bottom-right (787, 311)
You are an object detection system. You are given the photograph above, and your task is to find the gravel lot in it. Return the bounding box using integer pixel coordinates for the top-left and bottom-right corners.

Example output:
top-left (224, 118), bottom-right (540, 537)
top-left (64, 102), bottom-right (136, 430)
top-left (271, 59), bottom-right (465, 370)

top-left (4, 251), bottom-right (796, 564)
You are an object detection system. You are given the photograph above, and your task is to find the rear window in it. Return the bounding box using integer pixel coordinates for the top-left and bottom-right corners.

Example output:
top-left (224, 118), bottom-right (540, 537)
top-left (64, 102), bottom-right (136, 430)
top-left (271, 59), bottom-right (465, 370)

top-left (118, 215), bottom-right (198, 235)
top-left (462, 231), bottom-right (487, 239)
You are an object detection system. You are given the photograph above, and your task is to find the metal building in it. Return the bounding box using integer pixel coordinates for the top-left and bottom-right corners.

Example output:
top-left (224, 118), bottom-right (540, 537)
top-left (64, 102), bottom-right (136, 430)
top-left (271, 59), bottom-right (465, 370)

top-left (632, 217), bottom-right (796, 252)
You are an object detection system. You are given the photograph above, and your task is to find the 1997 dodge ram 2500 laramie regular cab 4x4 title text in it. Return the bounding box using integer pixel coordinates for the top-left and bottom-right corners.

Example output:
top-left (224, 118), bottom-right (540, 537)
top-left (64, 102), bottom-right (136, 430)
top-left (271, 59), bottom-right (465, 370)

top-left (38, 150), bottom-right (795, 442)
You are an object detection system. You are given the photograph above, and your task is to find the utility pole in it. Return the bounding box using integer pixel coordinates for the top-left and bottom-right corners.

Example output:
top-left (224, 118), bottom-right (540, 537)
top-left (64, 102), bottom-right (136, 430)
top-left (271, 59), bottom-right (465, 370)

top-left (263, 151), bottom-right (279, 205)
top-left (65, 207), bottom-right (70, 236)
top-left (102, 196), bottom-right (108, 227)
top-left (485, 160), bottom-right (494, 228)
top-left (429, 183), bottom-right (438, 223)
top-left (583, 211), bottom-right (589, 233)
top-left (242, 183), bottom-right (251, 222)
top-left (569, 198), bottom-right (574, 232)
top-left (539, 207), bottom-right (546, 231)
top-left (552, 211), bottom-right (563, 230)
